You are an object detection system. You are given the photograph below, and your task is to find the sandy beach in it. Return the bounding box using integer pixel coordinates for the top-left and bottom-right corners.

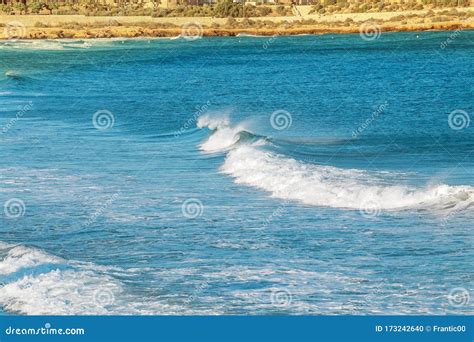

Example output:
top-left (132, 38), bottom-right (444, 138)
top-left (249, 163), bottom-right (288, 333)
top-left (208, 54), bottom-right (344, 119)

top-left (0, 7), bottom-right (473, 39)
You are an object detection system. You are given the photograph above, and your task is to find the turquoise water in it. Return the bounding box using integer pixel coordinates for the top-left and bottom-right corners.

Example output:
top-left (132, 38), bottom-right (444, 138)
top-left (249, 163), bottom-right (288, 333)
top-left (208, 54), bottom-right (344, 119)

top-left (0, 32), bottom-right (473, 315)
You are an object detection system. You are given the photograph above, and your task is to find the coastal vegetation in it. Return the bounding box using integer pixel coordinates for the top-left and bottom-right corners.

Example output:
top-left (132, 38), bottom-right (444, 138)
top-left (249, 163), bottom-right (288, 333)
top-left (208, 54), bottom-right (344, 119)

top-left (0, 0), bottom-right (471, 17)
top-left (1, 5), bottom-right (470, 40)
top-left (0, 0), bottom-right (471, 39)
top-left (309, 0), bottom-right (471, 15)
top-left (0, 0), bottom-right (286, 17)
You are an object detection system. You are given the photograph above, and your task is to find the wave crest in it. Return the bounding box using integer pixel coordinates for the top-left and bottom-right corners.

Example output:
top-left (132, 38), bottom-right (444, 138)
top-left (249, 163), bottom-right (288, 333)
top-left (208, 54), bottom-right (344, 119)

top-left (198, 116), bottom-right (474, 212)
top-left (197, 114), bottom-right (252, 152)
top-left (0, 242), bottom-right (184, 315)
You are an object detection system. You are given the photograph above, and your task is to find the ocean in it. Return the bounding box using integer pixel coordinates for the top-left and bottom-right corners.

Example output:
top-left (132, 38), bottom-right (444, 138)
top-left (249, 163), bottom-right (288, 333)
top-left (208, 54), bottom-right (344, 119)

top-left (0, 32), bottom-right (472, 315)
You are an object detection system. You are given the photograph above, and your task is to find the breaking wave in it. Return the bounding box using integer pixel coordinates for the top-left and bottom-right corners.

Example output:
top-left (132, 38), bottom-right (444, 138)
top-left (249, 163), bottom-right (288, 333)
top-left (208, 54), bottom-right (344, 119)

top-left (197, 115), bottom-right (474, 212)
top-left (0, 242), bottom-right (183, 315)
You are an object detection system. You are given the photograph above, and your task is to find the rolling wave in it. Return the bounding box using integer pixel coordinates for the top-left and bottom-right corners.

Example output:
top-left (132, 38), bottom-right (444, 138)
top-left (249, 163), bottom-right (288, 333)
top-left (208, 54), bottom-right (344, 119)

top-left (0, 38), bottom-right (164, 51)
top-left (4, 71), bottom-right (22, 80)
top-left (0, 242), bottom-right (122, 314)
top-left (0, 242), bottom-right (183, 315)
top-left (197, 115), bottom-right (474, 212)
top-left (2, 70), bottom-right (37, 83)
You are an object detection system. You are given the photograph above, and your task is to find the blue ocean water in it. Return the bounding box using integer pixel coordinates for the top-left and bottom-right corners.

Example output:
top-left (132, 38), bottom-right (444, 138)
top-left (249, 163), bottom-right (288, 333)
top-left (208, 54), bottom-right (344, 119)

top-left (0, 32), bottom-right (473, 315)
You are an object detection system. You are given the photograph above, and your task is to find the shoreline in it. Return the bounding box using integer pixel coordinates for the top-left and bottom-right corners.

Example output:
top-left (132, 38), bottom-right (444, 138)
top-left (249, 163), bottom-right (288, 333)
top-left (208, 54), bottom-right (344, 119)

top-left (1, 9), bottom-right (472, 40)
top-left (0, 22), bottom-right (471, 40)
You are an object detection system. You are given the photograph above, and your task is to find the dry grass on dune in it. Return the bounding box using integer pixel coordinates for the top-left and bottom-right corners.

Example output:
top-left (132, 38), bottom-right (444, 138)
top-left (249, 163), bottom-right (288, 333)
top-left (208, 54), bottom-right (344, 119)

top-left (0, 7), bottom-right (472, 39)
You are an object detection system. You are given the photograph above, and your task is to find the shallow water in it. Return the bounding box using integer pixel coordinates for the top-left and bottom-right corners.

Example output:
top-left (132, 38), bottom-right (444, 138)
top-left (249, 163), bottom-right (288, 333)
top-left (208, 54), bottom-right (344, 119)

top-left (0, 32), bottom-right (473, 315)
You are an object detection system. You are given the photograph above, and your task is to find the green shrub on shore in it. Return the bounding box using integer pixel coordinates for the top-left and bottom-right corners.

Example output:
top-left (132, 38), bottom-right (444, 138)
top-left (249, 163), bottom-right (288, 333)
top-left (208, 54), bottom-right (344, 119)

top-left (34, 21), bottom-right (49, 27)
top-left (214, 0), bottom-right (242, 18)
top-left (310, 0), bottom-right (471, 15)
top-left (0, 0), bottom-right (472, 17)
top-left (276, 5), bottom-right (287, 16)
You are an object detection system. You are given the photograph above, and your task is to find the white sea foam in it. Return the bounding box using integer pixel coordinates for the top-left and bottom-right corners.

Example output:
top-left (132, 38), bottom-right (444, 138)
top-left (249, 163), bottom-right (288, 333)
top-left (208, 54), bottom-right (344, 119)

top-left (0, 40), bottom-right (65, 51)
top-left (236, 33), bottom-right (267, 38)
top-left (198, 117), bottom-right (474, 211)
top-left (0, 242), bottom-right (123, 314)
top-left (197, 114), bottom-right (230, 130)
top-left (0, 242), bottom-right (184, 315)
top-left (0, 39), bottom-right (117, 51)
top-left (197, 114), bottom-right (246, 152)
top-left (0, 243), bottom-right (63, 275)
